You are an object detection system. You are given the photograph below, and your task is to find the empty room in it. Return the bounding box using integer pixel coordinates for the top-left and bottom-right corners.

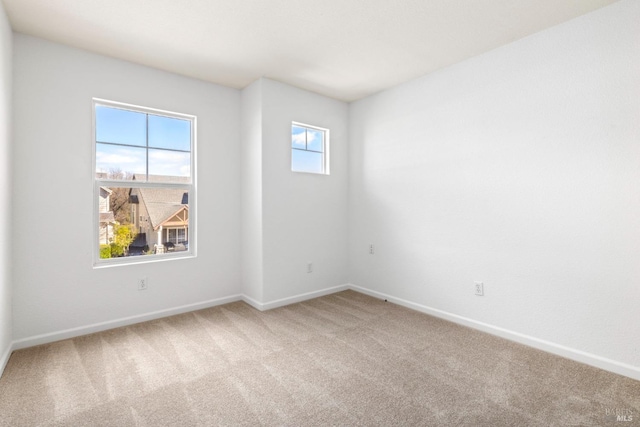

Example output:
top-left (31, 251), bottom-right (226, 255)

top-left (0, 0), bottom-right (638, 425)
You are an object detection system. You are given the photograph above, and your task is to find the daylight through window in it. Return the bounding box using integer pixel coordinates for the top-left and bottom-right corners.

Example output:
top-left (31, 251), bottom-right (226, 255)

top-left (291, 122), bottom-right (329, 174)
top-left (94, 99), bottom-right (196, 265)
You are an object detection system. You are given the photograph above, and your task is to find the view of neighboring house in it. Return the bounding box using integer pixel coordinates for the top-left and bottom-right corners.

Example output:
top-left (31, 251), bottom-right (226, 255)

top-left (129, 175), bottom-right (189, 253)
top-left (98, 186), bottom-right (116, 245)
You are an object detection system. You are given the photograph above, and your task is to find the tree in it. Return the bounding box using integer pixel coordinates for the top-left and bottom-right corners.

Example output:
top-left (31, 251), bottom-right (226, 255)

top-left (110, 223), bottom-right (137, 257)
top-left (108, 168), bottom-right (133, 224)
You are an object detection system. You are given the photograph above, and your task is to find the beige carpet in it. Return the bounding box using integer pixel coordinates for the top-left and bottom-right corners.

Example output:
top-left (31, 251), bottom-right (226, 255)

top-left (0, 290), bottom-right (638, 426)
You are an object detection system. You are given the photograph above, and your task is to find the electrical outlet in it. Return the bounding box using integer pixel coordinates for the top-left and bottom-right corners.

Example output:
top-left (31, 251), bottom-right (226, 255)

top-left (307, 263), bottom-right (313, 273)
top-left (138, 277), bottom-right (148, 291)
top-left (369, 244), bottom-right (375, 254)
top-left (474, 281), bottom-right (484, 296)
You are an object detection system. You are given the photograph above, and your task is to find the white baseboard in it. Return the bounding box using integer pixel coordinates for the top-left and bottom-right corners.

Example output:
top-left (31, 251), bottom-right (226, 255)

top-left (11, 294), bottom-right (244, 351)
top-left (348, 284), bottom-right (640, 382)
top-left (243, 284), bottom-right (350, 311)
top-left (240, 293), bottom-right (264, 311)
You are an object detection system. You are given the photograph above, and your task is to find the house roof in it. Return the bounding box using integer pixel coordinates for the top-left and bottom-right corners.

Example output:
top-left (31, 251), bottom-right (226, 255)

top-left (99, 186), bottom-right (113, 195)
top-left (99, 212), bottom-right (115, 224)
top-left (134, 187), bottom-right (188, 230)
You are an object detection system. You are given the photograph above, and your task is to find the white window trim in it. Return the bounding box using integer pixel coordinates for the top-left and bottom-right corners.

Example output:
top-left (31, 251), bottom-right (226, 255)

top-left (92, 98), bottom-right (197, 268)
top-left (291, 121), bottom-right (330, 175)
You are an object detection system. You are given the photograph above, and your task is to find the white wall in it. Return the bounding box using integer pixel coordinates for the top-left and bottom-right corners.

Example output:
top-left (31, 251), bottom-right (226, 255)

top-left (12, 35), bottom-right (241, 341)
top-left (261, 79), bottom-right (349, 303)
top-left (240, 78), bottom-right (350, 307)
top-left (0, 1), bottom-right (12, 370)
top-left (240, 79), bottom-right (264, 303)
top-left (349, 0), bottom-right (640, 372)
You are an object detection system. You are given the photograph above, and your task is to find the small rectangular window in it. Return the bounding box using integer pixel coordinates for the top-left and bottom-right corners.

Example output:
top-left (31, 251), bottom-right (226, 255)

top-left (93, 99), bottom-right (196, 266)
top-left (291, 122), bottom-right (329, 175)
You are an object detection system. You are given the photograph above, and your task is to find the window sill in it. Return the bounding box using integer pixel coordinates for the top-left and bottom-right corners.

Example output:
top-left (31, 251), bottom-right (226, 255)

top-left (291, 169), bottom-right (329, 175)
top-left (93, 251), bottom-right (196, 269)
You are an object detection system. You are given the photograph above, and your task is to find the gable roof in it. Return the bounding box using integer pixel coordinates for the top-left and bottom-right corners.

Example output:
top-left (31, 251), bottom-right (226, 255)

top-left (99, 186), bottom-right (113, 196)
top-left (99, 212), bottom-right (115, 224)
top-left (133, 186), bottom-right (188, 230)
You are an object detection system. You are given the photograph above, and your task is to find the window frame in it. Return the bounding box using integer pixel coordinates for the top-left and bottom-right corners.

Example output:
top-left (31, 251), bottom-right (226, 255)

top-left (291, 122), bottom-right (330, 175)
top-left (92, 98), bottom-right (197, 267)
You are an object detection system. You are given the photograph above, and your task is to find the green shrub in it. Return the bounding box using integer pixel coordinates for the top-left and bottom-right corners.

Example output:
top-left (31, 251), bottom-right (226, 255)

top-left (99, 245), bottom-right (111, 259)
top-left (110, 242), bottom-right (124, 257)
top-left (110, 224), bottom-right (137, 257)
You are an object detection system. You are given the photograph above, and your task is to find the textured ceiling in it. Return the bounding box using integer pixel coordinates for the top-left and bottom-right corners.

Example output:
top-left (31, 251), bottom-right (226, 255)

top-left (2, 0), bottom-right (619, 101)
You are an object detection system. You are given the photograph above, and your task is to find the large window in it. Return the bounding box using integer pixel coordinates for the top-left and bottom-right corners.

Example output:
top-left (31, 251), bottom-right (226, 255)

top-left (291, 122), bottom-right (329, 174)
top-left (93, 99), bottom-right (196, 265)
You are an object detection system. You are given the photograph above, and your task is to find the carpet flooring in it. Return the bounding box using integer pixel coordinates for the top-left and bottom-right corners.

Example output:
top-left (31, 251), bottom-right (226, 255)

top-left (0, 290), bottom-right (638, 426)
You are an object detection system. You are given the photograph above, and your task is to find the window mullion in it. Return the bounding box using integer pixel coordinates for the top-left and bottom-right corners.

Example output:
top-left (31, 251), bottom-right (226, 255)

top-left (145, 114), bottom-right (149, 182)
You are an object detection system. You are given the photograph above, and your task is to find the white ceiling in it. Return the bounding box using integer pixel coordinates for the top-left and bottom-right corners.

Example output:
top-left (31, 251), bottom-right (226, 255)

top-left (2, 0), bottom-right (619, 102)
